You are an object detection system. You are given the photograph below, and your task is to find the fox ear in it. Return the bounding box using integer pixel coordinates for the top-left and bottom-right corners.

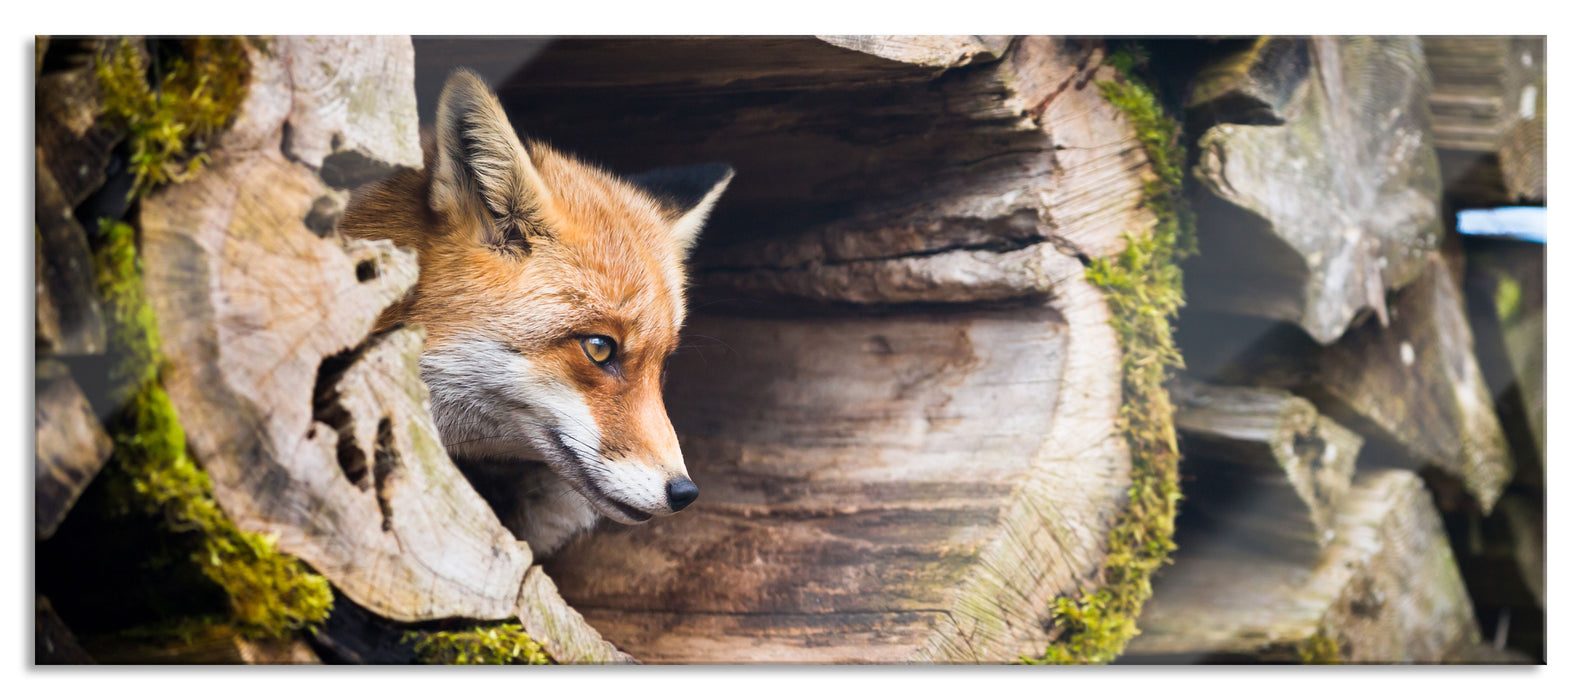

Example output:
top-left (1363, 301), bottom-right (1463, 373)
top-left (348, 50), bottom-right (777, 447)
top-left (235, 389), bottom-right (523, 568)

top-left (629, 163), bottom-right (734, 254)
top-left (431, 69), bottom-right (547, 252)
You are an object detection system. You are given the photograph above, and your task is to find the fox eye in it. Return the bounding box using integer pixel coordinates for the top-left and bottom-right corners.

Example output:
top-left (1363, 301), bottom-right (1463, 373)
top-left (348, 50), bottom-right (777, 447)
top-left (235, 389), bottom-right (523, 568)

top-left (581, 336), bottom-right (616, 365)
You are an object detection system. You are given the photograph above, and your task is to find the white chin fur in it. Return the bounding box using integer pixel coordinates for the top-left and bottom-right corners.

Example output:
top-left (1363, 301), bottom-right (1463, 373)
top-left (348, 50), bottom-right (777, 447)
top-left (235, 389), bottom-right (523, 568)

top-left (420, 338), bottom-right (674, 552)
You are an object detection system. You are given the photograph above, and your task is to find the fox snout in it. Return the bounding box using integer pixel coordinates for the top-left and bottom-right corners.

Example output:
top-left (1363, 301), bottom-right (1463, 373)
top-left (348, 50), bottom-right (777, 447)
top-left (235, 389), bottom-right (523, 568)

top-left (570, 453), bottom-right (697, 524)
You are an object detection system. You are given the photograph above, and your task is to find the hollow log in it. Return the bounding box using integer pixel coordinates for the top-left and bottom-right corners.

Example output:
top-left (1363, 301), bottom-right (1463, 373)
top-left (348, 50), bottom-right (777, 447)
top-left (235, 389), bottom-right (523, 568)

top-left (136, 36), bottom-right (627, 663)
top-left (1183, 36), bottom-right (1442, 345)
top-left (1125, 470), bottom-right (1480, 663)
top-left (1219, 253), bottom-right (1513, 512)
top-left (1170, 378), bottom-right (1361, 561)
top-left (1424, 37), bottom-right (1545, 205)
top-left (35, 360), bottom-right (112, 540)
top-left (409, 35), bottom-right (1162, 662)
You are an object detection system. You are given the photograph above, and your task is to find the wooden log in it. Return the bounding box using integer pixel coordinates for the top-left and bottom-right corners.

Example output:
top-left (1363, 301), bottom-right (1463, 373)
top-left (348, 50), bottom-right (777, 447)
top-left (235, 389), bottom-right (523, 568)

top-left (35, 150), bottom-right (106, 357)
top-left (1219, 253), bottom-right (1514, 512)
top-left (35, 360), bottom-right (112, 540)
top-left (1184, 36), bottom-right (1443, 345)
top-left (34, 39), bottom-right (123, 210)
top-left (1125, 470), bottom-right (1480, 663)
top-left (456, 36), bottom-right (1147, 255)
top-left (414, 35), bottom-right (1162, 662)
top-left (1170, 378), bottom-right (1361, 561)
top-left (277, 35), bottom-right (423, 190)
top-left (815, 35), bottom-right (1012, 68)
top-left (1186, 36), bottom-right (1312, 126)
top-left (136, 37), bottom-right (628, 663)
top-left (1424, 37), bottom-right (1545, 205)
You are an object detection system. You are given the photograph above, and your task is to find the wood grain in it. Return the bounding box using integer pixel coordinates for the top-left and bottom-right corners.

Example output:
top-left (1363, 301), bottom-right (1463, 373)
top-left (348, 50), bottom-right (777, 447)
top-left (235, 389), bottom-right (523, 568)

top-left (1185, 36), bottom-right (1443, 344)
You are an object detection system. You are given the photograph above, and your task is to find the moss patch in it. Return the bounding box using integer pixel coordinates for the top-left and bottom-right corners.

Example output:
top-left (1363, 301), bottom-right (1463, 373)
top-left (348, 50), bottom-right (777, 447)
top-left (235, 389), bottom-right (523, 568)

top-left (1296, 633), bottom-right (1342, 664)
top-left (95, 37), bottom-right (250, 199)
top-left (88, 36), bottom-right (332, 642)
top-left (1027, 46), bottom-right (1192, 665)
top-left (407, 623), bottom-right (554, 665)
top-left (1494, 273), bottom-right (1522, 323)
top-left (94, 218), bottom-right (334, 639)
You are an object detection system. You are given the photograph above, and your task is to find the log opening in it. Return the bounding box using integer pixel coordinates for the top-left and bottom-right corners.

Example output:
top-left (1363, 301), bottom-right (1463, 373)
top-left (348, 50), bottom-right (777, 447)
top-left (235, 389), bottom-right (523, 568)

top-left (412, 36), bottom-right (1157, 663)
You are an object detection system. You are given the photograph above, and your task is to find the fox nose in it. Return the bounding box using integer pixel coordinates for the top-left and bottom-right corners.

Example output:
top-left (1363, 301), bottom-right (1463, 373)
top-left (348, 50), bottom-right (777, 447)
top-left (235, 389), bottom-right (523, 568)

top-left (666, 478), bottom-right (699, 512)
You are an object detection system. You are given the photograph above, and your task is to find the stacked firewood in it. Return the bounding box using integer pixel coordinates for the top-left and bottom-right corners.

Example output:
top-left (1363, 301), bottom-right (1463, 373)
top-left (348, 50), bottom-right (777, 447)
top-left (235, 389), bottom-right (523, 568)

top-left (1122, 36), bottom-right (1544, 663)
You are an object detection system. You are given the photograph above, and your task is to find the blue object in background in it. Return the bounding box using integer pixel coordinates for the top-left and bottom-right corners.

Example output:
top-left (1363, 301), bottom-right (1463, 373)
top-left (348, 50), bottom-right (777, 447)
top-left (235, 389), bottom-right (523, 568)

top-left (1456, 207), bottom-right (1547, 243)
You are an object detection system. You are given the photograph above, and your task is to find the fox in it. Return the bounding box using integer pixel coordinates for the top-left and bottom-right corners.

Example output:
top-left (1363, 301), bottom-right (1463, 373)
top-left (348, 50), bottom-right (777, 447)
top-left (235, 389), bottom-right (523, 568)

top-left (338, 69), bottom-right (732, 556)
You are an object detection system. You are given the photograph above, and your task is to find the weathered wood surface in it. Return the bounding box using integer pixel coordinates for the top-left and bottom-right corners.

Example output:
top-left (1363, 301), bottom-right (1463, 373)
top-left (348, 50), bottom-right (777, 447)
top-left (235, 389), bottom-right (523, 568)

top-left (36, 151), bottom-right (106, 357)
top-left (35, 39), bottom-right (123, 211)
top-left (1184, 36), bottom-right (1442, 345)
top-left (816, 35), bottom-right (1012, 68)
top-left (277, 35), bottom-right (423, 190)
top-left (1186, 36), bottom-right (1312, 126)
top-left (423, 35), bottom-right (1162, 662)
top-left (464, 36), bottom-right (1147, 254)
top-left (136, 36), bottom-right (628, 663)
top-left (1220, 254), bottom-right (1513, 512)
top-left (35, 360), bottom-right (112, 540)
top-left (1424, 36), bottom-right (1545, 204)
top-left (1171, 378), bottom-right (1361, 560)
top-left (1127, 470), bottom-right (1480, 663)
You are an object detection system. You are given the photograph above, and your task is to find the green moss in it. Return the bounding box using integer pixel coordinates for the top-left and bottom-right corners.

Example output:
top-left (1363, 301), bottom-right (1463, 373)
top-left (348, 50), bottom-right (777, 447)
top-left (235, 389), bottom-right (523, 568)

top-left (94, 218), bottom-right (335, 640)
top-left (407, 623), bottom-right (554, 665)
top-left (1494, 274), bottom-right (1522, 323)
top-left (1026, 46), bottom-right (1191, 665)
top-left (1296, 633), bottom-right (1342, 664)
top-left (95, 37), bottom-right (250, 199)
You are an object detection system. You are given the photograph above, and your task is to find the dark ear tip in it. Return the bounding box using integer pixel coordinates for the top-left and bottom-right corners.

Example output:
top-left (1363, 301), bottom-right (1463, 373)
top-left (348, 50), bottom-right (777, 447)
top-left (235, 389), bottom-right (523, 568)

top-left (628, 162), bottom-right (735, 213)
top-left (702, 162), bottom-right (735, 182)
top-left (438, 68), bottom-right (495, 112)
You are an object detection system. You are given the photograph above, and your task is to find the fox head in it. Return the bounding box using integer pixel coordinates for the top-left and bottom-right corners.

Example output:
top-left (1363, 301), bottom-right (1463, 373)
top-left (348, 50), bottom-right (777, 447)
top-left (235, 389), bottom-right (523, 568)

top-left (340, 70), bottom-right (731, 527)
